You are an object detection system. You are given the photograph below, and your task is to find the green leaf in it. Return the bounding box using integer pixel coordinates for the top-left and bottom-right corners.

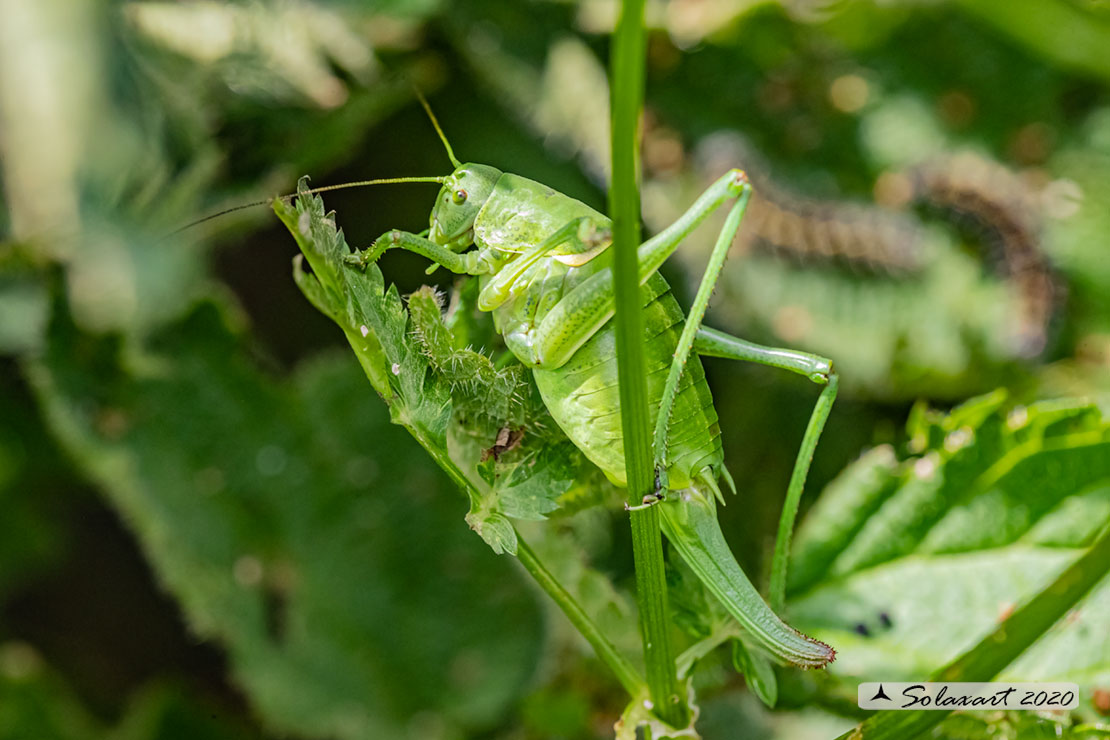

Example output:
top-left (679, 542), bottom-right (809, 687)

top-left (464, 510), bottom-right (518, 556)
top-left (27, 294), bottom-right (543, 739)
top-left (0, 258), bottom-right (48, 354)
top-left (407, 285), bottom-right (535, 432)
top-left (932, 712), bottom-right (1106, 740)
top-left (731, 639), bottom-right (778, 709)
top-left (408, 283), bottom-right (578, 523)
top-left (789, 392), bottom-right (1110, 715)
top-left (453, 428), bottom-right (578, 554)
top-left (477, 440), bottom-right (579, 520)
top-left (834, 525), bottom-right (1110, 740)
top-left (786, 445), bottom-right (901, 595)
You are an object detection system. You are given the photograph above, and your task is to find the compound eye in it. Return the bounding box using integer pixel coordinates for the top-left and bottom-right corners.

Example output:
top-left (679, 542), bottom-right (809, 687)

top-left (452, 189), bottom-right (468, 205)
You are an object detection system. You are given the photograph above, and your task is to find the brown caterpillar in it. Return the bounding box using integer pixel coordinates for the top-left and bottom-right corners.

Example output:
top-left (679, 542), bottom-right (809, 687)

top-left (741, 178), bottom-right (924, 274)
top-left (905, 154), bottom-right (1057, 357)
top-left (691, 132), bottom-right (926, 275)
top-left (689, 133), bottom-right (1057, 357)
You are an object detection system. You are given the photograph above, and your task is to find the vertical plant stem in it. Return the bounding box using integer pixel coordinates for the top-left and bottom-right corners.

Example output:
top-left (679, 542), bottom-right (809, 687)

top-left (630, 504), bottom-right (686, 722)
top-left (515, 534), bottom-right (645, 697)
top-left (610, 0), bottom-right (687, 727)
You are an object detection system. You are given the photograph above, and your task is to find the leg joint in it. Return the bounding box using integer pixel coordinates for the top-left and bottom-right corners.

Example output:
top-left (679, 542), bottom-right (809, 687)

top-left (727, 168), bottom-right (751, 195)
top-left (808, 359), bottom-right (835, 385)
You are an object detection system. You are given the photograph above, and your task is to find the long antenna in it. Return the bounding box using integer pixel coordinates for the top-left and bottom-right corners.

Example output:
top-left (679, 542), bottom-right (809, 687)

top-left (413, 88), bottom-right (462, 169)
top-left (167, 175), bottom-right (446, 237)
top-left (170, 91), bottom-right (459, 239)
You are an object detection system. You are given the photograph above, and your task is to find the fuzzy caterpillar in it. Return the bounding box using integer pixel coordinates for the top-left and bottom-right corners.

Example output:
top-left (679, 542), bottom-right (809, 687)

top-left (740, 177), bottom-right (924, 274)
top-left (687, 134), bottom-right (1057, 359)
top-left (905, 154), bottom-right (1057, 357)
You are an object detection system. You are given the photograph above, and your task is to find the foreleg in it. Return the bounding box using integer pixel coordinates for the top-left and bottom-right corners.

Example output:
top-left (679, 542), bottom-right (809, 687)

top-left (346, 230), bottom-right (492, 275)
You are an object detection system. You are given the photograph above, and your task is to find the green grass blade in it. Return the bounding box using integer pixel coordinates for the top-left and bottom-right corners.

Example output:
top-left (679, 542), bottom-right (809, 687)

top-left (609, 0), bottom-right (688, 728)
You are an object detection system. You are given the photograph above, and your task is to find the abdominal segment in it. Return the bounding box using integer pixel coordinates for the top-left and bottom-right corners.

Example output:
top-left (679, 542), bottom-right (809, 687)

top-left (532, 273), bottom-right (724, 489)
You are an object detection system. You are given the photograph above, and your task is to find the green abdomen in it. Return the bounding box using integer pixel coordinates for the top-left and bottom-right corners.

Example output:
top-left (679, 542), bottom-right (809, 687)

top-left (532, 273), bottom-right (724, 488)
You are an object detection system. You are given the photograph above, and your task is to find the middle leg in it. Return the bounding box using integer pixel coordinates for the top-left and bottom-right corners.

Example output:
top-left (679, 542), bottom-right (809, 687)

top-left (691, 326), bottom-right (840, 611)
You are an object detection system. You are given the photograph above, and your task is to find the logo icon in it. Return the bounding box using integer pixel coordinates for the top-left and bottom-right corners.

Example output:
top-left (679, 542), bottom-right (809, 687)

top-left (870, 684), bottom-right (892, 702)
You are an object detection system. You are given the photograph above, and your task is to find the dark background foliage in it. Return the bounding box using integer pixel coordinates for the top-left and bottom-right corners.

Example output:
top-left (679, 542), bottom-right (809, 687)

top-left (1, 1), bottom-right (1109, 738)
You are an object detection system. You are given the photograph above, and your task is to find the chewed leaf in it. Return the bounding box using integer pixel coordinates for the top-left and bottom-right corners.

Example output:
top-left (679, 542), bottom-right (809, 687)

top-left (278, 185), bottom-right (600, 557)
top-left (478, 440), bottom-right (579, 521)
top-left (451, 425), bottom-right (579, 554)
top-left (407, 285), bottom-right (536, 432)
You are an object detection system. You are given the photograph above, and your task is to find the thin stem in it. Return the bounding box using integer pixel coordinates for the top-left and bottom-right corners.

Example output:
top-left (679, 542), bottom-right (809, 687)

top-left (515, 535), bottom-right (645, 697)
top-left (770, 373), bottom-right (839, 612)
top-left (610, 0), bottom-right (687, 728)
top-left (610, 0), bottom-right (650, 509)
top-left (402, 425), bottom-right (649, 701)
top-left (630, 506), bottom-right (685, 723)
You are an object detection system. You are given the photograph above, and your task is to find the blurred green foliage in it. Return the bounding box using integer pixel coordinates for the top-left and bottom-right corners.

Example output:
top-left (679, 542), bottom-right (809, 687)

top-left (28, 290), bottom-right (544, 739)
top-left (2, 0), bottom-right (1110, 738)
